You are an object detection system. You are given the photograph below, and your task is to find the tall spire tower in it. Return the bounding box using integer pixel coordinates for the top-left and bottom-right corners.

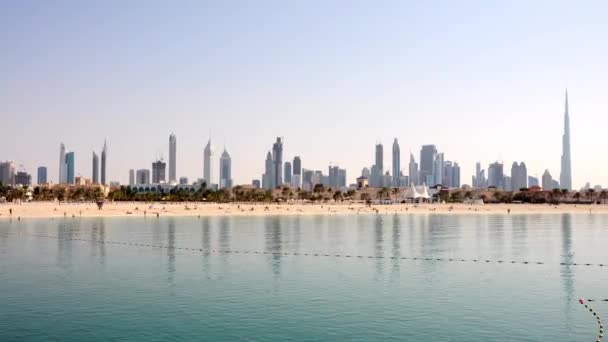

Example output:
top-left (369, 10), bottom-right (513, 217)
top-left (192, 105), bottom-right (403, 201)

top-left (560, 89), bottom-right (572, 190)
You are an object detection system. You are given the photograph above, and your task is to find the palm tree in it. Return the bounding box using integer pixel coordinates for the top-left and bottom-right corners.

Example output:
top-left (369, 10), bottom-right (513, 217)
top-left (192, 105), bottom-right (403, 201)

top-left (587, 188), bottom-right (596, 202)
top-left (601, 190), bottom-right (608, 204)
top-left (392, 188), bottom-right (400, 201)
top-left (346, 189), bottom-right (356, 200)
top-left (313, 184), bottom-right (324, 194)
top-left (552, 188), bottom-right (562, 203)
top-left (333, 190), bottom-right (343, 202)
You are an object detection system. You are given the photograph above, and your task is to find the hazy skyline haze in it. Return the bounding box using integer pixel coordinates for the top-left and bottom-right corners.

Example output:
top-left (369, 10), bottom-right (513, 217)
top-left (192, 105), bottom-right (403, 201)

top-left (2, 1), bottom-right (608, 187)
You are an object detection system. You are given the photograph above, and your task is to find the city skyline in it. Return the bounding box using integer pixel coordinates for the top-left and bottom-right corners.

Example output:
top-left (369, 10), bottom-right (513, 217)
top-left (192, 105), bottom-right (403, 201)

top-left (0, 92), bottom-right (591, 190)
top-left (2, 2), bottom-right (607, 187)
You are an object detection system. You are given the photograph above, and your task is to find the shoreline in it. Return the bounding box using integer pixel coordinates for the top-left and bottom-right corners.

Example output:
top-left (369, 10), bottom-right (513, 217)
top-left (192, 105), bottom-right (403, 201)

top-left (0, 202), bottom-right (606, 219)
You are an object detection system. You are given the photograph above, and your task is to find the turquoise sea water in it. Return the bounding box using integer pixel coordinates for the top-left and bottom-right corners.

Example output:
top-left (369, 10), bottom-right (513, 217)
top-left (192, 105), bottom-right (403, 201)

top-left (1, 214), bottom-right (607, 341)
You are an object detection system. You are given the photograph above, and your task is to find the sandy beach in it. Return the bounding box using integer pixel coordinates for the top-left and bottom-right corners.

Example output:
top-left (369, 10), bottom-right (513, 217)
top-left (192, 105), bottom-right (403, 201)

top-left (0, 201), bottom-right (607, 219)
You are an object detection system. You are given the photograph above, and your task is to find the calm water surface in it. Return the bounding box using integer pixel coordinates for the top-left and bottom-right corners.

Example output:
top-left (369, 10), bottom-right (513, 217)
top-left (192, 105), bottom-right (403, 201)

top-left (1, 214), bottom-right (608, 341)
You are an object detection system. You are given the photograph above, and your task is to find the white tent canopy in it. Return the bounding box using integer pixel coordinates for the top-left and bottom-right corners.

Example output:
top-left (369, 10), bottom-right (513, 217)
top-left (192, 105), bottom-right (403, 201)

top-left (404, 183), bottom-right (430, 199)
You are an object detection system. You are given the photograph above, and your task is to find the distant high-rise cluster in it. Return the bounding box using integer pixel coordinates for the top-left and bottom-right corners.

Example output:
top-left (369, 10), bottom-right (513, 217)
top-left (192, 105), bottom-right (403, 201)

top-left (413, 144), bottom-right (459, 187)
top-left (2, 90), bottom-right (578, 191)
top-left (361, 141), bottom-right (458, 189)
top-left (471, 90), bottom-right (572, 191)
top-left (257, 137), bottom-right (345, 192)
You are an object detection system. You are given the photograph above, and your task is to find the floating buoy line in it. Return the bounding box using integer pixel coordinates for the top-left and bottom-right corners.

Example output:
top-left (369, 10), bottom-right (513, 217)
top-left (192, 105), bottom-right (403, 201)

top-left (580, 298), bottom-right (604, 341)
top-left (2, 231), bottom-right (608, 268)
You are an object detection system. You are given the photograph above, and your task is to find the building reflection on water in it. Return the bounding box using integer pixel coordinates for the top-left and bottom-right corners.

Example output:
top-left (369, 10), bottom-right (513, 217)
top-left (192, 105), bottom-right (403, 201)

top-left (560, 214), bottom-right (575, 322)
top-left (391, 214), bottom-right (401, 279)
top-left (201, 216), bottom-right (212, 272)
top-left (167, 218), bottom-right (176, 287)
top-left (265, 216), bottom-right (282, 277)
top-left (373, 215), bottom-right (384, 275)
top-left (57, 219), bottom-right (77, 270)
top-left (90, 217), bottom-right (106, 264)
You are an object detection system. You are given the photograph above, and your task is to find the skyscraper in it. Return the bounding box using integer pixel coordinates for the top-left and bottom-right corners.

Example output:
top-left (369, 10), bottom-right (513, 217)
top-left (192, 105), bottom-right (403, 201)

top-left (528, 176), bottom-right (539, 187)
top-left (338, 168), bottom-right (347, 188)
top-left (0, 161), bottom-right (16, 185)
top-left (542, 169), bottom-right (554, 190)
top-left (204, 139), bottom-right (214, 186)
top-left (152, 159), bottom-right (166, 184)
top-left (284, 162), bottom-right (292, 185)
top-left (510, 162), bottom-right (528, 191)
top-left (101, 140), bottom-right (107, 185)
top-left (59, 143), bottom-right (66, 184)
top-left (136, 169), bottom-right (150, 184)
top-left (129, 169), bottom-right (135, 185)
top-left (375, 143), bottom-right (383, 171)
top-left (65, 152), bottom-right (75, 184)
top-left (409, 153), bottom-right (419, 186)
top-left (443, 161), bottom-right (454, 187)
top-left (92, 152), bottom-right (99, 184)
top-left (329, 165), bottom-right (342, 188)
top-left (14, 171), bottom-right (31, 186)
top-left (37, 166), bottom-right (47, 184)
top-left (560, 90), bottom-right (572, 190)
top-left (272, 137), bottom-right (283, 187)
top-left (169, 133), bottom-right (176, 183)
top-left (219, 148), bottom-right (232, 189)
top-left (472, 162), bottom-right (488, 188)
top-left (433, 152), bottom-right (444, 186)
top-left (302, 169), bottom-right (314, 191)
top-left (487, 162), bottom-right (504, 189)
top-left (452, 162), bottom-right (461, 188)
top-left (263, 151), bottom-right (274, 189)
top-left (370, 143), bottom-right (383, 187)
top-left (291, 157), bottom-right (301, 188)
top-left (420, 145), bottom-right (437, 185)
top-left (293, 157), bottom-right (301, 175)
top-left (361, 167), bottom-right (371, 178)
top-left (392, 138), bottom-right (400, 186)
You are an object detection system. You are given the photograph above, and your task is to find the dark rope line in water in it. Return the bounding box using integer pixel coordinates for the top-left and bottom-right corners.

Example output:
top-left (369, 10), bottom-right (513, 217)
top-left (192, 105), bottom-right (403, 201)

top-left (580, 299), bottom-right (604, 341)
top-left (2, 231), bottom-right (608, 268)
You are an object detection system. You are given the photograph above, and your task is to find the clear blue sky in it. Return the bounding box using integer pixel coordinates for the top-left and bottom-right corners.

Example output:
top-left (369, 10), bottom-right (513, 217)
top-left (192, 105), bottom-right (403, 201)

top-left (2, 0), bottom-right (607, 188)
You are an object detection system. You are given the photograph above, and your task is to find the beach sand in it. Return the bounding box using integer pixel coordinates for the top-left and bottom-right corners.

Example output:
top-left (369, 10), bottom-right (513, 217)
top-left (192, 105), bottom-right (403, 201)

top-left (0, 201), bottom-right (606, 219)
